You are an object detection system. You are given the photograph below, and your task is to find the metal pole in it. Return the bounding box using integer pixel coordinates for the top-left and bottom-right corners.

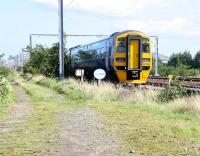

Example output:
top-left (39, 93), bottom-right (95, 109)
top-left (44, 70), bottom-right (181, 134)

top-left (58, 0), bottom-right (65, 80)
top-left (29, 35), bottom-right (32, 52)
top-left (155, 37), bottom-right (159, 76)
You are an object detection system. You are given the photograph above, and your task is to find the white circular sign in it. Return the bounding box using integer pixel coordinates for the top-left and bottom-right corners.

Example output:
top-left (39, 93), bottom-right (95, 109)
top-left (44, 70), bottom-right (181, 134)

top-left (94, 69), bottom-right (106, 80)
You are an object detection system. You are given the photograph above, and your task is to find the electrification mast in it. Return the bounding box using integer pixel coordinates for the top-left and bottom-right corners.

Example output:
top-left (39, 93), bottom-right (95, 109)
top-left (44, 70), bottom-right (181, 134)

top-left (58, 0), bottom-right (65, 80)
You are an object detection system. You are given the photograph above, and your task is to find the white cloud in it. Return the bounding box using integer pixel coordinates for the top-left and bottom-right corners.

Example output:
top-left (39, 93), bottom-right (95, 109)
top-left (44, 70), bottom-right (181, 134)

top-left (116, 17), bottom-right (192, 35)
top-left (32, 0), bottom-right (200, 37)
top-left (115, 17), bottom-right (200, 37)
top-left (186, 30), bottom-right (200, 37)
top-left (32, 0), bottom-right (168, 16)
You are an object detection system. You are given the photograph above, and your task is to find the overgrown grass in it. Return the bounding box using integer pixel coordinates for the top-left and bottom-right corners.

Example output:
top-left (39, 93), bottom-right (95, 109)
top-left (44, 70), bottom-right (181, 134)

top-left (0, 76), bottom-right (72, 155)
top-left (35, 76), bottom-right (200, 117)
top-left (34, 76), bottom-right (200, 155)
top-left (0, 78), bottom-right (14, 105)
top-left (0, 77), bottom-right (15, 121)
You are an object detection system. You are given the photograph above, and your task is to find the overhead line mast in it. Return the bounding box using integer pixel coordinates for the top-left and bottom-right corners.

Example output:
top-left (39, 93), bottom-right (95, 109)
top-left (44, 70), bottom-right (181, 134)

top-left (58, 0), bottom-right (64, 80)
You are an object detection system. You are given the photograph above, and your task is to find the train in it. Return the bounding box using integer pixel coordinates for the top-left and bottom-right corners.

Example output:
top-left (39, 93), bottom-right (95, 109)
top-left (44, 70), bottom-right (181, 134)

top-left (69, 30), bottom-right (152, 84)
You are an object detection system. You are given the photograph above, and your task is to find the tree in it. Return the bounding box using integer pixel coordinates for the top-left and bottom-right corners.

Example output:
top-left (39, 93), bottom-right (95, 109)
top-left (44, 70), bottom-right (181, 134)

top-left (194, 51), bottom-right (200, 69)
top-left (23, 43), bottom-right (70, 78)
top-left (168, 51), bottom-right (192, 67)
top-left (168, 53), bottom-right (181, 67)
top-left (180, 51), bottom-right (192, 66)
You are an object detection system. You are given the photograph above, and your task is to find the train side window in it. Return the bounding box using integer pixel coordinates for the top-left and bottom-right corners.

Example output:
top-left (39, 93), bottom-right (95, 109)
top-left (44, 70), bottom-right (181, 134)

top-left (108, 46), bottom-right (112, 56)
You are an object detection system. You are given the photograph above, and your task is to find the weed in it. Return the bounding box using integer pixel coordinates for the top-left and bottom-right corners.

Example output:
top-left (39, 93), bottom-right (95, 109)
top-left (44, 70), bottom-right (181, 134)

top-left (157, 81), bottom-right (188, 103)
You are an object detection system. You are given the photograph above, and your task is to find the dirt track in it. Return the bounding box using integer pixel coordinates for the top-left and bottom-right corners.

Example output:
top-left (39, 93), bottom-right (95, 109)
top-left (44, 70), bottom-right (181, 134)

top-left (0, 84), bottom-right (33, 133)
top-left (55, 107), bottom-right (120, 156)
top-left (0, 82), bottom-right (121, 155)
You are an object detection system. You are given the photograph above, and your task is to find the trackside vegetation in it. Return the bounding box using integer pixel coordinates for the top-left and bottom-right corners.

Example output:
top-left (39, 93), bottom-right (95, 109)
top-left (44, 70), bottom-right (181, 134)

top-left (0, 67), bottom-right (14, 105)
top-left (0, 75), bottom-right (72, 155)
top-left (30, 75), bottom-right (200, 155)
top-left (151, 51), bottom-right (200, 77)
top-left (0, 67), bottom-right (14, 119)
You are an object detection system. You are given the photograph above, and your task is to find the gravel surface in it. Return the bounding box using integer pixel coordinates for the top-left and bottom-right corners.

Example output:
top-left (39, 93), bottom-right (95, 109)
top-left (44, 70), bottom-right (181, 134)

top-left (55, 107), bottom-right (121, 156)
top-left (0, 84), bottom-right (33, 133)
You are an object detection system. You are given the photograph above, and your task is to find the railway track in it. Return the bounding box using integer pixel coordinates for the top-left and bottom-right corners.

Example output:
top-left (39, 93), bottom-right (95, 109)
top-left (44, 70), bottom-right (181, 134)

top-left (147, 76), bottom-right (200, 93)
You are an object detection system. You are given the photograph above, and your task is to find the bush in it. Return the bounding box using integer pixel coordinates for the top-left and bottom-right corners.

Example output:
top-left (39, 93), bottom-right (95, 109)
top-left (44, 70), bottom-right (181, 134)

top-left (23, 43), bottom-right (70, 78)
top-left (0, 67), bottom-right (10, 78)
top-left (157, 81), bottom-right (188, 103)
top-left (23, 64), bottom-right (39, 75)
top-left (0, 78), bottom-right (12, 105)
top-left (158, 65), bottom-right (199, 77)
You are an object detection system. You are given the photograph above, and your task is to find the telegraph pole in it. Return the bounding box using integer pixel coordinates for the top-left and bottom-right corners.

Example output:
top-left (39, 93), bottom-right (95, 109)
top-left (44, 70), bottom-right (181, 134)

top-left (155, 37), bottom-right (159, 76)
top-left (29, 35), bottom-right (32, 52)
top-left (58, 0), bottom-right (65, 80)
top-left (151, 36), bottom-right (159, 76)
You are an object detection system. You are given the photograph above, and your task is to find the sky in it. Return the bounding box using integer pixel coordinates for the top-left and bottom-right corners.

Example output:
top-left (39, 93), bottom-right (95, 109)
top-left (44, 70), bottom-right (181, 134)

top-left (1, 0), bottom-right (200, 57)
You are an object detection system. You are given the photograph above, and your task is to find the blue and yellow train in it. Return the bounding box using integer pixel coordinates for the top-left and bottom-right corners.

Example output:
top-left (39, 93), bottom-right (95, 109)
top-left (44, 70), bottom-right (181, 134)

top-left (69, 30), bottom-right (152, 84)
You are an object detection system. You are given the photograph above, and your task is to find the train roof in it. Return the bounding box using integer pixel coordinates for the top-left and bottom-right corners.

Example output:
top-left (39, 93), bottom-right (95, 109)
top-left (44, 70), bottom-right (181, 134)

top-left (112, 30), bottom-right (150, 38)
top-left (69, 30), bottom-right (149, 51)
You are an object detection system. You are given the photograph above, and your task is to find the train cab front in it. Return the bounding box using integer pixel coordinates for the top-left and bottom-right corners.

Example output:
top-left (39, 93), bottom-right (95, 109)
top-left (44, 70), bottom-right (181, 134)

top-left (113, 31), bottom-right (152, 84)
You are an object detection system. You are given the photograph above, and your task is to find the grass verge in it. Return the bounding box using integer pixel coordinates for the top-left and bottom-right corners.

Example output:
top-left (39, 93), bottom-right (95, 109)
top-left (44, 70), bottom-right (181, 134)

top-left (0, 77), bottom-right (15, 120)
top-left (35, 76), bottom-right (200, 155)
top-left (0, 76), bottom-right (72, 155)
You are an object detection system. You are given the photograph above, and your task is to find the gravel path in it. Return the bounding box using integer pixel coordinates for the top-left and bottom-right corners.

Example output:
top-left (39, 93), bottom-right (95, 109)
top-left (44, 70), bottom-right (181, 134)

top-left (0, 84), bottom-right (33, 133)
top-left (55, 107), bottom-right (121, 156)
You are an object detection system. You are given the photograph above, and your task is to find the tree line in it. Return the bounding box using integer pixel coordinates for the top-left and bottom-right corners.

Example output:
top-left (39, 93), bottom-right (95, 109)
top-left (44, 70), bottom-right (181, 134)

top-left (152, 51), bottom-right (200, 77)
top-left (168, 51), bottom-right (200, 69)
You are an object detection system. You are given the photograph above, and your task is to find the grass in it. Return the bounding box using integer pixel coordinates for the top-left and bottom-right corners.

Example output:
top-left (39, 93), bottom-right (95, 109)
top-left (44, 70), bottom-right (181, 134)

top-left (34, 76), bottom-right (200, 155)
top-left (0, 77), bottom-right (15, 121)
top-left (0, 76), bottom-right (73, 155)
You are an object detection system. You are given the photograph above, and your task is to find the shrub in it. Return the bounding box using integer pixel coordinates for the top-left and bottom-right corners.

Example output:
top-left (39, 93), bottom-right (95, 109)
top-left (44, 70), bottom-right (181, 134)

top-left (0, 67), bottom-right (10, 78)
top-left (157, 81), bottom-right (188, 103)
top-left (0, 78), bottom-right (12, 105)
top-left (23, 64), bottom-right (39, 75)
top-left (159, 65), bottom-right (199, 77)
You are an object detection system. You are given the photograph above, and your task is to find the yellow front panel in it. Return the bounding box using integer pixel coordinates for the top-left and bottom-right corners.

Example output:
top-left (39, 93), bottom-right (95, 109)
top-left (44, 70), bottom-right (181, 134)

top-left (130, 40), bottom-right (139, 69)
top-left (113, 31), bottom-right (152, 84)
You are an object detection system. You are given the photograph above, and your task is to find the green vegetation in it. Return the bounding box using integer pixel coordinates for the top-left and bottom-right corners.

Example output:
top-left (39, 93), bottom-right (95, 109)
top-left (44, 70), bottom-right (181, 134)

top-left (152, 50), bottom-right (200, 77)
top-left (0, 67), bottom-right (14, 105)
top-left (157, 82), bottom-right (188, 103)
top-left (33, 76), bottom-right (200, 155)
top-left (0, 66), bottom-right (11, 78)
top-left (23, 44), bottom-right (70, 77)
top-left (0, 77), bottom-right (14, 105)
top-left (168, 51), bottom-right (193, 67)
top-left (0, 76), bottom-right (71, 155)
top-left (0, 67), bottom-right (15, 120)
top-left (1, 73), bottom-right (200, 155)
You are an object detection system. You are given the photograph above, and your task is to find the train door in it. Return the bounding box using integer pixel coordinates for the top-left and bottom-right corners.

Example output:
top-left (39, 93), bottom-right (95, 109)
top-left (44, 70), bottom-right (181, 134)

top-left (127, 37), bottom-right (142, 80)
top-left (129, 40), bottom-right (139, 69)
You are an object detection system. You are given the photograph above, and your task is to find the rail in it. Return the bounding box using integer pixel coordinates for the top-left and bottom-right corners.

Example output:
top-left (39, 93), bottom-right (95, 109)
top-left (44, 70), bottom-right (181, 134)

top-left (147, 76), bottom-right (200, 93)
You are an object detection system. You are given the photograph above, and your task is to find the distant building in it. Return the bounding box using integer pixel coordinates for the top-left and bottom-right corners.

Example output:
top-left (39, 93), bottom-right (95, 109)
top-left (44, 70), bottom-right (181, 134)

top-left (153, 53), bottom-right (169, 64)
top-left (3, 52), bottom-right (30, 68)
